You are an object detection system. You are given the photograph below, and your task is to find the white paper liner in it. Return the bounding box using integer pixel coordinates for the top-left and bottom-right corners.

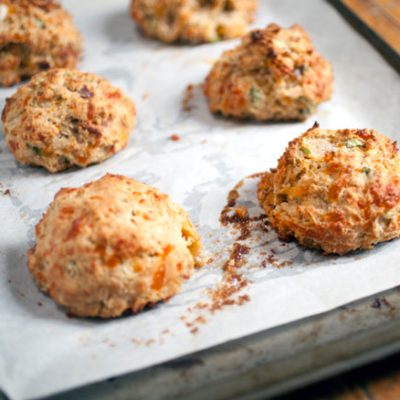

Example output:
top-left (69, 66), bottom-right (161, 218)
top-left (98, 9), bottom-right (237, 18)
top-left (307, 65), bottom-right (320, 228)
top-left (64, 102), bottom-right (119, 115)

top-left (0, 1), bottom-right (399, 399)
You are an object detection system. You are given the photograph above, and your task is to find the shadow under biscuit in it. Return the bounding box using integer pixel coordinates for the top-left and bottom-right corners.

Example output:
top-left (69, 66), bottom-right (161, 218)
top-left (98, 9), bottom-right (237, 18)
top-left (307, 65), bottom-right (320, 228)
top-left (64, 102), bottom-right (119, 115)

top-left (3, 244), bottom-right (68, 321)
top-left (104, 9), bottom-right (139, 44)
top-left (4, 244), bottom-right (146, 324)
top-left (179, 82), bottom-right (312, 131)
top-left (218, 173), bottom-right (384, 285)
top-left (103, 9), bottom-right (166, 51)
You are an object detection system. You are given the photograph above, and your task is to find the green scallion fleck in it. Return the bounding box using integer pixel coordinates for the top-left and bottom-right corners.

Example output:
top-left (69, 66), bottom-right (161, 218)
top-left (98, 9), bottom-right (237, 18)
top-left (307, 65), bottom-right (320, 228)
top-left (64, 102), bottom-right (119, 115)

top-left (34, 18), bottom-right (45, 28)
top-left (362, 166), bottom-right (371, 175)
top-left (249, 87), bottom-right (262, 105)
top-left (299, 107), bottom-right (312, 116)
top-left (298, 96), bottom-right (315, 116)
top-left (28, 145), bottom-right (43, 156)
top-left (383, 212), bottom-right (393, 224)
top-left (345, 138), bottom-right (365, 149)
top-left (300, 146), bottom-right (311, 156)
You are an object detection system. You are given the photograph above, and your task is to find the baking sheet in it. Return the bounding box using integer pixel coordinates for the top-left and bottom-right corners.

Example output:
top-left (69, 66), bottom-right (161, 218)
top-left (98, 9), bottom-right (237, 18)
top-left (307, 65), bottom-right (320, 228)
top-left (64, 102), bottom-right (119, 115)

top-left (0, 1), bottom-right (399, 399)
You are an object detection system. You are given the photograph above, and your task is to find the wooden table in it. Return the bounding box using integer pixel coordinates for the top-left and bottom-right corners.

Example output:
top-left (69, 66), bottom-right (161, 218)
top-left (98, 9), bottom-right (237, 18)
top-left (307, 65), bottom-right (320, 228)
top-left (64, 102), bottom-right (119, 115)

top-left (329, 0), bottom-right (400, 71)
top-left (342, 0), bottom-right (400, 53)
top-left (278, 352), bottom-right (400, 400)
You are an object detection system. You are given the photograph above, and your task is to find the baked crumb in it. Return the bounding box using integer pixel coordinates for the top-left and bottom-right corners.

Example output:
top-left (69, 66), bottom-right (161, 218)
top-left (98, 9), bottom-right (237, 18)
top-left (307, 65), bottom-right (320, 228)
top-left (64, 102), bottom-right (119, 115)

top-left (182, 84), bottom-right (195, 112)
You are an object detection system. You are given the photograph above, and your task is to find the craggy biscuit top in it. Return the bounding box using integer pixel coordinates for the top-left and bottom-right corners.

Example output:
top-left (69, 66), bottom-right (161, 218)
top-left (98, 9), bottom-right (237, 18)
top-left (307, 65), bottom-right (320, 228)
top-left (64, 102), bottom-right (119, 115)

top-left (204, 23), bottom-right (333, 121)
top-left (0, 0), bottom-right (82, 86)
top-left (2, 68), bottom-right (136, 172)
top-left (0, 0), bottom-right (61, 15)
top-left (28, 174), bottom-right (202, 318)
top-left (130, 0), bottom-right (258, 43)
top-left (0, 0), bottom-right (79, 49)
top-left (242, 24), bottom-right (331, 91)
top-left (258, 125), bottom-right (400, 254)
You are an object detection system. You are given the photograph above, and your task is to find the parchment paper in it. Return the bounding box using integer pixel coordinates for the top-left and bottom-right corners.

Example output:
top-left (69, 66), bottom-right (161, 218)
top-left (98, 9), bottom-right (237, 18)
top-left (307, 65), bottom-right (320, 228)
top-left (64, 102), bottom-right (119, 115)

top-left (1, 1), bottom-right (399, 399)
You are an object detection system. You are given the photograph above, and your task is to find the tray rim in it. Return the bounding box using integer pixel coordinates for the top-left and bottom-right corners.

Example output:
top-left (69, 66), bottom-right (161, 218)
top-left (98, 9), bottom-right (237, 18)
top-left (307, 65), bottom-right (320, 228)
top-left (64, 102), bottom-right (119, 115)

top-left (327, 0), bottom-right (400, 73)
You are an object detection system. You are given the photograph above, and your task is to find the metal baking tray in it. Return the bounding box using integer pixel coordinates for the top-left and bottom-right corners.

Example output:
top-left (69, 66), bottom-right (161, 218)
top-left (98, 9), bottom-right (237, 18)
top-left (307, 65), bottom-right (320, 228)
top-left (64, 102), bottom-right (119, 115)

top-left (2, 288), bottom-right (399, 400)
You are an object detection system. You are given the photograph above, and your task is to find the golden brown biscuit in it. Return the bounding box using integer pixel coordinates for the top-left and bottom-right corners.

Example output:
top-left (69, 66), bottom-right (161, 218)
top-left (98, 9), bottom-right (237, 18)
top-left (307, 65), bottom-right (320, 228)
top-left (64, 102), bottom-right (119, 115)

top-left (28, 174), bottom-right (203, 318)
top-left (130, 0), bottom-right (258, 44)
top-left (0, 0), bottom-right (82, 86)
top-left (2, 69), bottom-right (136, 173)
top-left (258, 124), bottom-right (400, 255)
top-left (204, 23), bottom-right (333, 121)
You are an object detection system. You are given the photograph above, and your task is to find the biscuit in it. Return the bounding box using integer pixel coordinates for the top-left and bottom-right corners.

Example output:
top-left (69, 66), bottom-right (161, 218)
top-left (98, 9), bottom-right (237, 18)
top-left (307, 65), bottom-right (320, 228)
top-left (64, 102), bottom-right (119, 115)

top-left (28, 174), bottom-right (203, 318)
top-left (130, 0), bottom-right (258, 44)
top-left (258, 124), bottom-right (400, 255)
top-left (204, 24), bottom-right (333, 121)
top-left (0, 0), bottom-right (82, 86)
top-left (2, 69), bottom-right (136, 172)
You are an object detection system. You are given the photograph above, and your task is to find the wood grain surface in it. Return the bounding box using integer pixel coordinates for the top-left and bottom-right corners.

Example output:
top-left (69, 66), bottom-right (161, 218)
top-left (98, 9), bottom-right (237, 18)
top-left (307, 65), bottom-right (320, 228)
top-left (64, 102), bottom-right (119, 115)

top-left (278, 352), bottom-right (400, 400)
top-left (342, 0), bottom-right (400, 52)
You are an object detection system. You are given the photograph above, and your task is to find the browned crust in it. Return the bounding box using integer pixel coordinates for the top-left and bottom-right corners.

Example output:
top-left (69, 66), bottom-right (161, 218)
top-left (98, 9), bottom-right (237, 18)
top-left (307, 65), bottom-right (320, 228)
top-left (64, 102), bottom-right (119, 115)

top-left (27, 174), bottom-right (202, 318)
top-left (130, 0), bottom-right (258, 44)
top-left (258, 126), bottom-right (400, 255)
top-left (0, 0), bottom-right (82, 86)
top-left (2, 69), bottom-right (136, 172)
top-left (204, 23), bottom-right (333, 121)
